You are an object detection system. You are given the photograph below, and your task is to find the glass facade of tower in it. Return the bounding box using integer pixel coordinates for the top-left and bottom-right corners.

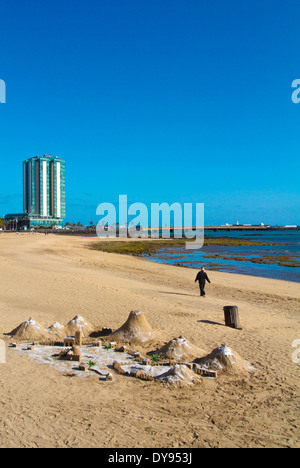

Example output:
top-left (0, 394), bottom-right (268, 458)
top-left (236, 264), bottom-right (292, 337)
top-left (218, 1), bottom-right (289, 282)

top-left (22, 155), bottom-right (66, 226)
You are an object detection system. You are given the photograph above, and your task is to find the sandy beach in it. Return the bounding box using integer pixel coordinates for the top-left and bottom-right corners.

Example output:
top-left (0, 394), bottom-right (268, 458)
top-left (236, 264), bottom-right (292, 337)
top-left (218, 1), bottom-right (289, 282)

top-left (0, 233), bottom-right (299, 448)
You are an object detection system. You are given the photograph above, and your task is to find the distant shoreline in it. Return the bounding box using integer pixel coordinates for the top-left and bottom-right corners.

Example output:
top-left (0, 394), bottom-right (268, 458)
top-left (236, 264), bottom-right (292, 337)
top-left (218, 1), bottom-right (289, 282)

top-left (87, 234), bottom-right (300, 283)
top-left (88, 237), bottom-right (280, 256)
top-left (1, 226), bottom-right (299, 236)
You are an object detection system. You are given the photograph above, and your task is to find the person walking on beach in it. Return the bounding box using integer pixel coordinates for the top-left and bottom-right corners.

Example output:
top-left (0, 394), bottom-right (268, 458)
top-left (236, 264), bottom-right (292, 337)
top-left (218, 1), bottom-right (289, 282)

top-left (195, 267), bottom-right (211, 297)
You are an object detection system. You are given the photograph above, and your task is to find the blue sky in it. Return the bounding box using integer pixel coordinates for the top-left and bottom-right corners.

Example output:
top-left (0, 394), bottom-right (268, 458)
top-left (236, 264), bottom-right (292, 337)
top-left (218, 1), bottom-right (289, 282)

top-left (0, 0), bottom-right (300, 226)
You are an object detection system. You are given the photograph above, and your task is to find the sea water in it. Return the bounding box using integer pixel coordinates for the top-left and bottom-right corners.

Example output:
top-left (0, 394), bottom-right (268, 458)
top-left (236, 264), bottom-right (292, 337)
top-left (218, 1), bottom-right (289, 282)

top-left (145, 230), bottom-right (300, 283)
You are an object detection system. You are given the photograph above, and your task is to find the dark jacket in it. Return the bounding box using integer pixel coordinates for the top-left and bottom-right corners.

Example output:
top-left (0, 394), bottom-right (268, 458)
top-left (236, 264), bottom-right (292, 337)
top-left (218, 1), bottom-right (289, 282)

top-left (195, 271), bottom-right (211, 286)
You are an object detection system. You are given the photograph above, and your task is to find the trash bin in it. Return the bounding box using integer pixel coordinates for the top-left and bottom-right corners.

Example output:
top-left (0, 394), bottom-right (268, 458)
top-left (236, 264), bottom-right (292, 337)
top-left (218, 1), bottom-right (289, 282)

top-left (223, 306), bottom-right (240, 329)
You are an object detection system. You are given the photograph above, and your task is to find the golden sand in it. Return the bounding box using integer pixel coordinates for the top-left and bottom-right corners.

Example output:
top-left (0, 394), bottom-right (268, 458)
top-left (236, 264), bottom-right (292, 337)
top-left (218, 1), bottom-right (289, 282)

top-left (0, 233), bottom-right (299, 448)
